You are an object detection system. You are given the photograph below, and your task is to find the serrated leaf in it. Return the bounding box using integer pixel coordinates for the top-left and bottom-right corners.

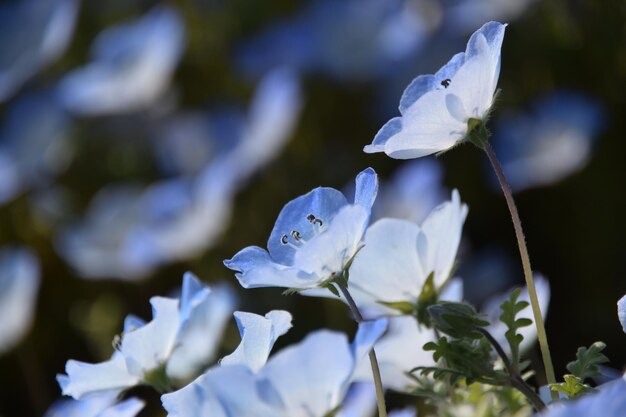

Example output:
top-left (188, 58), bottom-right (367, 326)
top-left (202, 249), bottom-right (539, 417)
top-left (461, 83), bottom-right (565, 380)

top-left (566, 342), bottom-right (609, 380)
top-left (549, 374), bottom-right (592, 398)
top-left (428, 302), bottom-right (489, 339)
top-left (499, 288), bottom-right (532, 371)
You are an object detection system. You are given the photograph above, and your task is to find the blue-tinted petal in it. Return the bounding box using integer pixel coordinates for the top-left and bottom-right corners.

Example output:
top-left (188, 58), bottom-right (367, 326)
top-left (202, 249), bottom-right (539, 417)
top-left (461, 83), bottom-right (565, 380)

top-left (260, 330), bottom-right (354, 415)
top-left (398, 52), bottom-right (465, 114)
top-left (167, 283), bottom-right (236, 381)
top-left (224, 246), bottom-right (317, 289)
top-left (364, 117), bottom-right (402, 154)
top-left (179, 272), bottom-right (210, 323)
top-left (267, 187), bottom-right (348, 264)
top-left (59, 355), bottom-right (140, 399)
top-left (220, 310), bottom-right (292, 372)
top-left (353, 168), bottom-right (378, 211)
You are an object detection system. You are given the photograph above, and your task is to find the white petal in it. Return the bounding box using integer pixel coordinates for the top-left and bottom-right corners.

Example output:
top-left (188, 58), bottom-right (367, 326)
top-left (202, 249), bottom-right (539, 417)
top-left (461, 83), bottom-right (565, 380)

top-left (220, 310), bottom-right (292, 372)
top-left (348, 218), bottom-right (424, 311)
top-left (419, 189), bottom-right (468, 288)
top-left (293, 205), bottom-right (368, 279)
top-left (167, 283), bottom-right (236, 381)
top-left (121, 296), bottom-right (181, 377)
top-left (59, 354), bottom-right (139, 399)
top-left (352, 316), bottom-right (436, 392)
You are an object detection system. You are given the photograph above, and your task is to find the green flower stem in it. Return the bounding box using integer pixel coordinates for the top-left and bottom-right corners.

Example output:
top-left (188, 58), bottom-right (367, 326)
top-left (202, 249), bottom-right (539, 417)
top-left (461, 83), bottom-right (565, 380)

top-left (477, 328), bottom-right (546, 411)
top-left (336, 283), bottom-right (388, 417)
top-left (481, 140), bottom-right (557, 399)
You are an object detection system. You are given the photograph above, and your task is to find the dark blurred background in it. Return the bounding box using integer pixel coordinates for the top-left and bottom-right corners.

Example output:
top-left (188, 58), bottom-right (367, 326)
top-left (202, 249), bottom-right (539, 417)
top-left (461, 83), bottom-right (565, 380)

top-left (1, 0), bottom-right (625, 416)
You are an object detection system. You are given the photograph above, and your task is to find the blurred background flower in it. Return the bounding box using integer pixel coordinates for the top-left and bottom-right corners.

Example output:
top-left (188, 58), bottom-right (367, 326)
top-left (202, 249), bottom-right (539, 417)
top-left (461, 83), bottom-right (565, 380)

top-left (0, 1), bottom-right (625, 416)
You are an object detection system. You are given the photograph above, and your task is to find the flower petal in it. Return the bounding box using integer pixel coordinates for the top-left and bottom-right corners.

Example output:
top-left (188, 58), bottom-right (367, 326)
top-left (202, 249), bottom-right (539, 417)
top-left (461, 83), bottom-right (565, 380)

top-left (267, 187), bottom-right (348, 264)
top-left (349, 218), bottom-right (424, 310)
top-left (220, 310), bottom-right (293, 372)
top-left (121, 296), bottom-right (181, 377)
top-left (224, 246), bottom-right (318, 289)
top-left (418, 189), bottom-right (468, 288)
top-left (353, 168), bottom-right (378, 212)
top-left (58, 354), bottom-right (139, 399)
top-left (293, 205), bottom-right (368, 278)
top-left (167, 283), bottom-right (236, 381)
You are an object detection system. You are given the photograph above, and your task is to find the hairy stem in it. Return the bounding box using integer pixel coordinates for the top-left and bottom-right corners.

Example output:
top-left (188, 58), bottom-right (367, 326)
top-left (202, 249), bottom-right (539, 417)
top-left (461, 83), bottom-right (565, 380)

top-left (478, 328), bottom-right (546, 411)
top-left (336, 283), bottom-right (388, 417)
top-left (482, 140), bottom-right (557, 399)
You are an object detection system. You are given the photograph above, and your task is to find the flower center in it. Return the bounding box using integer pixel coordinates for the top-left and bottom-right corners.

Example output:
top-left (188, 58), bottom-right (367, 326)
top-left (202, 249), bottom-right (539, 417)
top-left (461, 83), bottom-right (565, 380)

top-left (280, 213), bottom-right (325, 249)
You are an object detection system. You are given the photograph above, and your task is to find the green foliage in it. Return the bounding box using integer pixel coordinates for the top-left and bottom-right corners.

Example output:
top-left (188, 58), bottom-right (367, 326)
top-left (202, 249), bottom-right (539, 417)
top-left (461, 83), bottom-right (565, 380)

top-left (567, 342), bottom-right (609, 380)
top-left (428, 302), bottom-right (490, 339)
top-left (550, 342), bottom-right (609, 399)
top-left (550, 375), bottom-right (592, 398)
top-left (417, 336), bottom-right (503, 385)
top-left (499, 288), bottom-right (533, 371)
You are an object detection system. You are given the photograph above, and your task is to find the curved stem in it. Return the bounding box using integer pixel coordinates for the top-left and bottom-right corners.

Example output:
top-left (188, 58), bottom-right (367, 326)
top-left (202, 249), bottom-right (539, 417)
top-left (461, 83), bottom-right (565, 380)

top-left (482, 141), bottom-right (557, 399)
top-left (477, 328), bottom-right (546, 411)
top-left (336, 283), bottom-right (388, 417)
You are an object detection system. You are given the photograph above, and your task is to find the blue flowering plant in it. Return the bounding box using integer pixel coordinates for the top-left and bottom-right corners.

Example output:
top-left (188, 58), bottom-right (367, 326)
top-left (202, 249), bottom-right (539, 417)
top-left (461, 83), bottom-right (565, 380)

top-left (1, 5), bottom-right (621, 417)
top-left (224, 167), bottom-right (378, 295)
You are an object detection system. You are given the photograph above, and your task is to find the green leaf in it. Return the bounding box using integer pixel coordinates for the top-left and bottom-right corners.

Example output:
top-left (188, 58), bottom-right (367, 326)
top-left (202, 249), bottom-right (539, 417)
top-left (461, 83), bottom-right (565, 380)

top-left (499, 288), bottom-right (532, 370)
top-left (566, 342), bottom-right (609, 380)
top-left (428, 302), bottom-right (490, 339)
top-left (549, 374), bottom-right (592, 398)
top-left (417, 336), bottom-right (502, 385)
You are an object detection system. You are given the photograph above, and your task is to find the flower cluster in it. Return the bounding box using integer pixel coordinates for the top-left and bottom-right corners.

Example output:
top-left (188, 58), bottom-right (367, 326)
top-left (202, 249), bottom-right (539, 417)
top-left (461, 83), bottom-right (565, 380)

top-left (0, 4), bottom-right (621, 417)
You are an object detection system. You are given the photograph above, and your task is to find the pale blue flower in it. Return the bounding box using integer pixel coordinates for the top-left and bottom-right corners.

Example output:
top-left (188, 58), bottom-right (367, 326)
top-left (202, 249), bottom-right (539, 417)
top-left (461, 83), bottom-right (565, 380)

top-left (341, 190), bottom-right (467, 316)
top-left (224, 168), bottom-right (378, 291)
top-left (364, 21), bottom-right (506, 159)
top-left (58, 273), bottom-right (236, 398)
top-left (56, 5), bottom-right (185, 116)
top-left (236, 0), bottom-right (432, 82)
top-left (490, 91), bottom-right (605, 192)
top-left (539, 377), bottom-right (626, 417)
top-left (44, 391), bottom-right (144, 417)
top-left (0, 93), bottom-right (72, 206)
top-left (0, 246), bottom-right (40, 354)
top-left (0, 0), bottom-right (78, 102)
top-left (161, 319), bottom-right (387, 417)
top-left (481, 275), bottom-right (550, 355)
top-left (373, 159), bottom-right (447, 224)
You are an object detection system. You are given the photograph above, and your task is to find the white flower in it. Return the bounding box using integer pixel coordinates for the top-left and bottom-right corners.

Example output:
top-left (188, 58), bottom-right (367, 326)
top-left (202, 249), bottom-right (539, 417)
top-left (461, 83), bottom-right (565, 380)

top-left (364, 21), bottom-right (506, 159)
top-left (58, 273), bottom-right (236, 398)
top-left (345, 190), bottom-right (467, 316)
top-left (161, 319), bottom-right (387, 417)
